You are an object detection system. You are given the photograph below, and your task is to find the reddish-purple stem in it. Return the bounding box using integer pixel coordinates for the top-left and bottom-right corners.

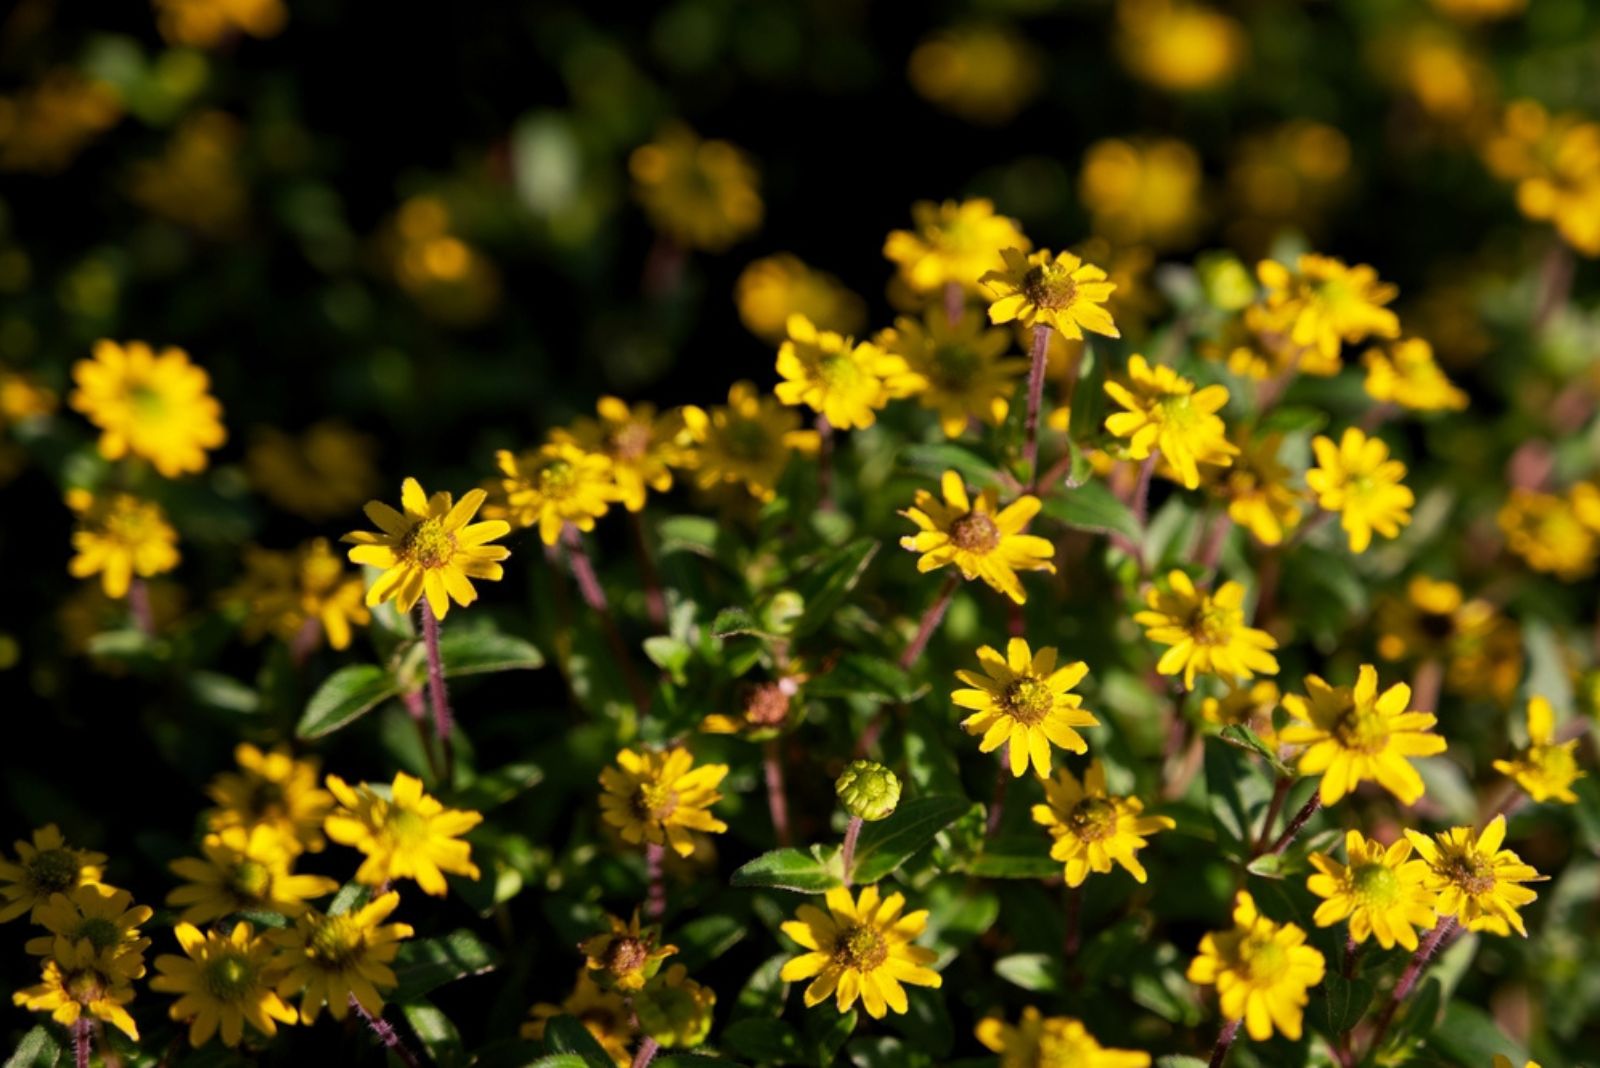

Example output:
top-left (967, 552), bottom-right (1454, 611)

top-left (1209, 1019), bottom-right (1241, 1068)
top-left (645, 842), bottom-right (666, 920)
top-left (420, 599), bottom-right (456, 785)
top-left (1023, 324), bottom-right (1051, 487)
top-left (899, 574), bottom-right (959, 669)
top-left (763, 739), bottom-right (791, 846)
top-left (840, 816), bottom-right (864, 886)
top-left (349, 994), bottom-right (423, 1068)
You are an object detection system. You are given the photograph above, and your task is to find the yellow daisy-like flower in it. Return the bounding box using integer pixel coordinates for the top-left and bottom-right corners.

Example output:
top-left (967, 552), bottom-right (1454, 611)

top-left (1404, 816), bottom-right (1545, 937)
top-left (166, 825), bottom-right (338, 925)
top-left (1257, 254), bottom-right (1400, 363)
top-left (880, 305), bottom-right (1028, 437)
top-left (1280, 664), bottom-right (1448, 806)
top-left (779, 885), bottom-right (942, 1019)
top-left (0, 824), bottom-right (106, 923)
top-left (1210, 300), bottom-right (1343, 381)
top-left (66, 488), bottom-right (181, 599)
top-left (324, 772), bottom-right (483, 896)
top-left (522, 969), bottom-right (635, 1066)
top-left (981, 248), bottom-right (1121, 340)
top-left (1104, 355), bottom-right (1237, 489)
top-left (1135, 570), bottom-right (1279, 690)
top-left (343, 477), bottom-right (511, 618)
top-left (774, 314), bottom-right (925, 430)
top-left (269, 891), bottom-right (413, 1024)
top-left (1032, 759), bottom-right (1174, 887)
top-left (1115, 0), bottom-right (1245, 94)
top-left (1498, 487), bottom-right (1598, 580)
top-left (976, 1007), bottom-right (1151, 1068)
top-left (1079, 135), bottom-right (1206, 250)
top-left (679, 381), bottom-right (821, 503)
top-left (629, 122), bottom-right (762, 252)
top-left (1201, 680), bottom-right (1282, 750)
top-left (551, 397), bottom-right (685, 513)
top-left (496, 441), bottom-right (619, 545)
top-left (735, 253), bottom-right (866, 344)
top-left (24, 883), bottom-right (153, 981)
top-left (151, 921), bottom-right (299, 1047)
top-left (580, 911), bottom-right (678, 993)
top-left (228, 539), bottom-right (371, 652)
top-left (69, 339), bottom-right (225, 477)
top-left (899, 470), bottom-right (1056, 604)
top-left (1481, 100), bottom-right (1600, 257)
top-left (634, 963), bottom-right (715, 1049)
top-left (1375, 577), bottom-right (1522, 705)
top-left (1187, 891), bottom-right (1327, 1042)
top-left (1363, 337), bottom-right (1468, 412)
top-left (1306, 830), bottom-right (1438, 951)
top-left (1493, 696), bottom-right (1585, 804)
top-left (1211, 430), bottom-right (1303, 545)
top-left (884, 198), bottom-right (1031, 295)
top-left (12, 937), bottom-right (139, 1041)
top-left (952, 638), bottom-right (1099, 778)
top-left (245, 421), bottom-right (380, 522)
top-left (1307, 428), bottom-right (1414, 553)
top-left (205, 743), bottom-right (333, 855)
top-left (598, 748), bottom-right (729, 858)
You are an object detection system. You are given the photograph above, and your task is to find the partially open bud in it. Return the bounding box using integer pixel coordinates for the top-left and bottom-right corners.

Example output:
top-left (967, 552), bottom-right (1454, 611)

top-left (579, 911), bottom-right (676, 992)
top-left (835, 760), bottom-right (901, 822)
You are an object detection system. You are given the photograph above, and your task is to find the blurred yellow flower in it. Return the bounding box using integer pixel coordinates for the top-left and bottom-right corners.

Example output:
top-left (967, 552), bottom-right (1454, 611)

top-left (1209, 302), bottom-right (1341, 381)
top-left (775, 314), bottom-right (924, 430)
top-left (166, 825), bottom-right (337, 925)
top-left (1225, 122), bottom-right (1351, 256)
top-left (496, 441), bottom-right (619, 544)
top-left (885, 198), bottom-right (1031, 296)
top-left (1306, 830), bottom-right (1438, 951)
top-left (128, 111), bottom-right (249, 236)
top-left (580, 911), bottom-right (677, 993)
top-left (1385, 29), bottom-right (1495, 129)
top-left (0, 70), bottom-right (121, 174)
top-left (881, 305), bottom-right (1026, 437)
top-left (325, 772), bottom-right (483, 896)
top-left (1482, 100), bottom-right (1600, 257)
top-left (1187, 890), bottom-right (1325, 1042)
top-left (634, 963), bottom-right (716, 1048)
top-left (953, 638), bottom-right (1098, 778)
top-left (67, 489), bottom-right (181, 599)
top-left (151, 921), bottom-right (297, 1047)
top-left (899, 470), bottom-right (1055, 604)
top-left (1211, 430), bottom-right (1303, 546)
top-left (1115, 0), bottom-right (1245, 93)
top-left (1032, 759), bottom-right (1173, 887)
top-left (552, 397), bottom-right (685, 513)
top-left (246, 422), bottom-right (380, 522)
top-left (779, 885), bottom-right (941, 1019)
top-left (1079, 137), bottom-right (1204, 250)
top-left (344, 478), bottom-right (511, 618)
top-left (522, 969), bottom-right (634, 1066)
top-left (71, 339), bottom-right (226, 477)
top-left (227, 539), bottom-right (371, 652)
top-left (983, 248), bottom-right (1121, 340)
top-left (1201, 680), bottom-right (1282, 749)
top-left (630, 122), bottom-right (762, 252)
top-left (1498, 487), bottom-right (1598, 579)
top-left (1307, 428), bottom-right (1414, 553)
top-left (23, 883), bottom-right (153, 981)
top-left (153, 0), bottom-right (287, 48)
top-left (1493, 696), bottom-right (1585, 804)
top-left (680, 382), bottom-right (819, 503)
top-left (907, 25), bottom-right (1042, 125)
top-left (1136, 570), bottom-right (1278, 689)
top-left (1404, 816), bottom-right (1545, 936)
top-left (389, 195), bottom-right (502, 325)
top-left (205, 743), bottom-right (333, 855)
top-left (1105, 355), bottom-right (1236, 489)
top-left (1364, 337), bottom-right (1468, 412)
top-left (12, 938), bottom-right (139, 1041)
top-left (1375, 577), bottom-right (1521, 704)
top-left (976, 1007), bottom-right (1151, 1067)
top-left (599, 748), bottom-right (728, 858)
top-left (735, 254), bottom-right (866, 344)
top-left (269, 891), bottom-right (413, 1024)
top-left (1258, 255), bottom-right (1400, 363)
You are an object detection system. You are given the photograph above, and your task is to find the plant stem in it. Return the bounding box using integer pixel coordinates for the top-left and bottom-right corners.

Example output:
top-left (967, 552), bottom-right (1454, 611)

top-left (631, 1036), bottom-right (661, 1068)
top-left (1342, 931), bottom-right (1363, 979)
top-left (645, 842), bottom-right (667, 921)
top-left (944, 282), bottom-right (963, 327)
top-left (1132, 452), bottom-right (1158, 528)
top-left (1063, 883), bottom-right (1082, 962)
top-left (128, 577), bottom-right (154, 636)
top-left (1251, 777), bottom-right (1292, 856)
top-left (985, 748), bottom-right (1009, 837)
top-left (289, 616), bottom-right (322, 668)
top-left (1266, 791), bottom-right (1322, 856)
top-left (1411, 657), bottom-right (1443, 715)
top-left (1208, 1018), bottom-right (1241, 1068)
top-left (420, 598), bottom-right (456, 787)
top-left (627, 510), bottom-right (667, 629)
top-left (1038, 441), bottom-right (1081, 494)
top-left (73, 1019), bottom-right (90, 1068)
top-left (816, 414), bottom-right (834, 511)
top-left (349, 994), bottom-right (423, 1068)
top-left (899, 574), bottom-right (959, 669)
top-left (563, 525), bottom-right (652, 717)
top-left (840, 816), bottom-right (864, 886)
top-left (1534, 237), bottom-right (1574, 333)
top-left (402, 689), bottom-right (444, 783)
top-left (1365, 917), bottom-right (1456, 1060)
top-left (763, 738), bottom-right (791, 846)
top-left (1023, 324), bottom-right (1051, 488)
top-left (1196, 509), bottom-right (1233, 572)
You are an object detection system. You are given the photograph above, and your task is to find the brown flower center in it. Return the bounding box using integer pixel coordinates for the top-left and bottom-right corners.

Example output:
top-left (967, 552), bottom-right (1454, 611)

top-left (1002, 676), bottom-right (1055, 725)
top-left (401, 518), bottom-right (455, 569)
top-left (742, 682), bottom-right (790, 728)
top-left (603, 936), bottom-right (650, 976)
top-left (836, 925), bottom-right (889, 971)
top-left (949, 511), bottom-right (999, 553)
top-left (634, 782), bottom-right (679, 822)
top-left (610, 423), bottom-right (653, 463)
top-left (66, 969), bottom-right (106, 1005)
top-left (1443, 853), bottom-right (1498, 896)
top-left (27, 849), bottom-right (80, 896)
top-left (1021, 264), bottom-right (1077, 311)
top-left (1067, 797), bottom-right (1117, 841)
top-left (309, 915), bottom-right (364, 968)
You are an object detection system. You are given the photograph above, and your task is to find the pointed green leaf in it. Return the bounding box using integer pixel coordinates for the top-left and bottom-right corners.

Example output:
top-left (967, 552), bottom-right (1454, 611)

top-left (852, 796), bottom-right (973, 884)
top-left (391, 929), bottom-right (497, 1003)
top-left (1040, 480), bottom-right (1140, 540)
top-left (731, 847), bottom-right (843, 893)
top-left (297, 663), bottom-right (399, 739)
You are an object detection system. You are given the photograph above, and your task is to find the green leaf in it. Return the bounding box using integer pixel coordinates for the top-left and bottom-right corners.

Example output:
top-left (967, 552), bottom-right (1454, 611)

top-left (542, 1016), bottom-right (615, 1066)
top-left (436, 627), bottom-right (544, 677)
top-left (1381, 976), bottom-right (1442, 1056)
top-left (793, 539), bottom-right (879, 637)
top-left (523, 1058), bottom-right (592, 1068)
top-left (1321, 973), bottom-right (1375, 1036)
top-left (963, 840), bottom-right (1060, 880)
top-left (391, 929), bottom-right (498, 1002)
top-left (643, 635), bottom-right (692, 684)
top-left (805, 1005), bottom-right (857, 1066)
top-left (806, 654), bottom-right (927, 705)
top-left (296, 663), bottom-right (399, 739)
top-left (1424, 1000), bottom-right (1529, 1065)
top-left (403, 1000), bottom-right (465, 1068)
top-left (328, 880), bottom-right (371, 917)
top-left (995, 952), bottom-right (1062, 993)
top-left (1155, 1058), bottom-right (1210, 1068)
top-left (653, 1058), bottom-right (749, 1068)
top-left (4, 1027), bottom-right (60, 1068)
top-left (731, 846), bottom-right (843, 893)
top-left (1040, 480), bottom-right (1140, 540)
top-left (1257, 405), bottom-right (1328, 434)
top-left (1218, 724), bottom-right (1292, 778)
top-left (454, 761), bottom-right (544, 811)
top-left (712, 606), bottom-right (770, 638)
top-left (188, 670), bottom-right (260, 714)
top-left (722, 1017), bottom-right (803, 1062)
top-left (674, 913), bottom-right (747, 970)
top-left (852, 796), bottom-right (971, 884)
top-left (901, 443), bottom-right (1006, 488)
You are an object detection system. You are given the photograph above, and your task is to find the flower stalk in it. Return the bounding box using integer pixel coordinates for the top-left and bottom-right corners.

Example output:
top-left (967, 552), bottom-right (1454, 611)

top-left (1022, 323), bottom-right (1051, 487)
top-left (1208, 1018), bottom-right (1241, 1068)
top-left (840, 816), bottom-right (863, 886)
top-left (1266, 791), bottom-right (1322, 856)
top-left (899, 573), bottom-right (960, 669)
top-left (350, 993), bottom-right (423, 1068)
top-left (1365, 917), bottom-right (1457, 1059)
top-left (420, 599), bottom-right (456, 786)
top-left (562, 525), bottom-right (652, 716)
top-left (645, 842), bottom-right (667, 921)
top-left (631, 1036), bottom-right (661, 1068)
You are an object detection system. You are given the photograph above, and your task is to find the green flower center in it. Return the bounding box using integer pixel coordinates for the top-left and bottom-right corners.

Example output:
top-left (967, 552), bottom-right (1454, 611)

top-left (388, 806), bottom-right (429, 842)
top-left (836, 925), bottom-right (889, 971)
top-left (72, 917), bottom-right (124, 953)
top-left (949, 511), bottom-right (1000, 553)
top-left (537, 459), bottom-right (578, 497)
top-left (1238, 933), bottom-right (1290, 983)
top-left (1350, 862), bottom-right (1401, 907)
top-left (1334, 703), bottom-right (1391, 754)
top-left (203, 952), bottom-right (256, 999)
top-left (27, 849), bottom-right (80, 896)
top-left (1021, 264), bottom-right (1077, 311)
top-left (1002, 675), bottom-right (1055, 725)
top-left (401, 518), bottom-right (455, 569)
top-left (130, 384), bottom-right (167, 419)
top-left (309, 915), bottom-right (364, 967)
top-left (1154, 390), bottom-right (1200, 429)
top-left (230, 860), bottom-right (271, 900)
top-left (929, 344), bottom-right (981, 390)
top-left (818, 352), bottom-right (862, 391)
top-left (634, 782), bottom-right (679, 822)
top-left (1068, 797), bottom-right (1117, 842)
top-left (1188, 601), bottom-right (1236, 645)
top-left (1532, 744), bottom-right (1578, 781)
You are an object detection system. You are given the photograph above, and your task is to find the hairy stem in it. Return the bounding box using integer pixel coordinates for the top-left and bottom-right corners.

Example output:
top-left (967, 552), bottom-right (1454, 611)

top-left (1365, 917), bottom-right (1457, 1059)
top-left (985, 748), bottom-right (1010, 837)
top-left (944, 281), bottom-right (963, 327)
top-left (420, 598), bottom-right (456, 787)
top-left (627, 510), bottom-right (667, 629)
top-left (349, 994), bottom-right (423, 1068)
top-left (1251, 777), bottom-right (1292, 856)
top-left (1209, 1018), bottom-right (1241, 1068)
top-left (631, 1036), bottom-right (661, 1068)
top-left (840, 816), bottom-right (864, 886)
top-left (127, 577), bottom-right (154, 637)
top-left (645, 842), bottom-right (667, 921)
top-left (899, 574), bottom-right (959, 669)
top-left (73, 1019), bottom-right (90, 1068)
top-left (763, 738), bottom-right (791, 846)
top-left (1266, 791), bottom-right (1322, 856)
top-left (563, 525), bottom-right (652, 717)
top-left (1023, 324), bottom-right (1052, 487)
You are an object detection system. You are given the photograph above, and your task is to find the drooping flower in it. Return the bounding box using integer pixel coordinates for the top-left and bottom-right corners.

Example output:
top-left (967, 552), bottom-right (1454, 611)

top-left (1104, 355), bottom-right (1237, 489)
top-left (878, 305), bottom-right (1027, 437)
top-left (599, 749), bottom-right (728, 858)
top-left (12, 938), bottom-right (139, 1041)
top-left (69, 339), bottom-right (226, 477)
top-left (1135, 570), bottom-right (1278, 689)
top-left (735, 253), bottom-right (866, 344)
top-left (151, 922), bottom-right (299, 1047)
top-left (1405, 816), bottom-right (1546, 936)
top-left (522, 969), bottom-right (634, 1067)
top-left (323, 772), bottom-right (483, 896)
top-left (1211, 430), bottom-right (1304, 545)
top-left (1257, 254), bottom-right (1400, 362)
top-left (953, 638), bottom-right (1099, 777)
top-left (1306, 830), bottom-right (1439, 951)
top-left (976, 1006), bottom-right (1152, 1068)
top-left (899, 470), bottom-right (1055, 604)
top-left (227, 539), bottom-right (371, 652)
top-left (1363, 337), bottom-right (1468, 412)
top-left (774, 314), bottom-right (925, 430)
top-left (1186, 891), bottom-right (1326, 1042)
top-left (496, 442), bottom-right (619, 544)
top-left (1032, 760), bottom-right (1174, 886)
top-left (66, 489), bottom-right (181, 599)
top-left (343, 477), bottom-right (511, 618)
top-left (24, 883), bottom-right (153, 981)
top-left (166, 825), bottom-right (338, 925)
top-left (982, 248), bottom-right (1121, 340)
top-left (204, 743), bottom-right (333, 855)
top-left (678, 381), bottom-right (821, 502)
top-left (581, 910), bottom-right (677, 993)
top-left (884, 198), bottom-right (1031, 296)
top-left (245, 421), bottom-right (380, 522)
top-left (550, 397), bottom-right (686, 513)
top-left (269, 891), bottom-right (413, 1024)
top-left (1280, 664), bottom-right (1448, 806)
top-left (0, 824), bottom-right (106, 923)
top-left (629, 122), bottom-right (762, 252)
top-left (779, 885), bottom-right (942, 1019)
top-left (1307, 428), bottom-right (1414, 552)
top-left (1493, 697), bottom-right (1585, 804)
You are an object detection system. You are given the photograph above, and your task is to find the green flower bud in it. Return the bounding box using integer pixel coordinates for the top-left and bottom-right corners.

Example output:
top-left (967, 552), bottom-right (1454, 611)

top-left (1197, 252), bottom-right (1255, 312)
top-left (835, 760), bottom-right (901, 821)
top-left (635, 964), bottom-right (716, 1048)
top-left (762, 589), bottom-right (805, 635)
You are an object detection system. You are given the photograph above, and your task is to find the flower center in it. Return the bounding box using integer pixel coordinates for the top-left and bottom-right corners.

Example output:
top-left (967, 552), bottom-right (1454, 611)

top-left (929, 344), bottom-right (981, 390)
top-left (1002, 676), bottom-right (1055, 725)
top-left (1155, 390), bottom-right (1200, 429)
top-left (949, 511), bottom-right (1000, 553)
top-left (27, 849), bottom-right (80, 895)
top-left (66, 969), bottom-right (106, 1005)
top-left (203, 952), bottom-right (256, 999)
top-left (602, 936), bottom-right (650, 976)
top-left (634, 782), bottom-right (679, 822)
top-left (836, 925), bottom-right (889, 971)
top-left (1350, 862), bottom-right (1401, 907)
top-left (309, 915), bottom-right (364, 967)
top-left (1068, 797), bottom-right (1117, 842)
top-left (387, 805), bottom-right (429, 843)
top-left (247, 780), bottom-right (286, 816)
top-left (72, 917), bottom-right (124, 953)
top-left (611, 423), bottom-right (652, 463)
top-left (1334, 703), bottom-right (1391, 754)
top-left (130, 384), bottom-right (167, 420)
top-left (723, 418), bottom-right (772, 461)
top-left (537, 459), bottom-right (578, 497)
top-left (818, 353), bottom-right (861, 390)
top-left (1238, 933), bottom-right (1290, 983)
top-left (229, 860), bottom-right (272, 900)
top-left (742, 681), bottom-right (790, 728)
top-left (1021, 264), bottom-right (1077, 311)
top-left (1443, 852), bottom-right (1498, 896)
top-left (1417, 610), bottom-right (1456, 643)
top-left (1187, 601), bottom-right (1236, 645)
top-left (401, 518), bottom-right (455, 569)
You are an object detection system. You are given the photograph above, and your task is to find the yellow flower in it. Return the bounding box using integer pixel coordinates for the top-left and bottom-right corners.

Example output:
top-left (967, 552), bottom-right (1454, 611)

top-left (629, 122), bottom-right (762, 252)
top-left (1431, 0), bottom-right (1524, 19)
top-left (151, 921), bottom-right (299, 1047)
top-left (522, 969), bottom-right (634, 1066)
top-left (1135, 570), bottom-right (1278, 690)
top-left (1404, 816), bottom-right (1545, 936)
top-left (496, 441), bottom-right (619, 544)
top-left (1257, 254), bottom-right (1400, 363)
top-left (1211, 430), bottom-right (1303, 545)
top-left (246, 422), bottom-right (380, 522)
top-left (66, 489), bottom-right (181, 599)
top-left (598, 748), bottom-right (728, 858)
top-left (1498, 487), bottom-right (1597, 579)
top-left (1115, 0), bottom-right (1245, 93)
top-left (127, 111), bottom-right (249, 237)
top-left (167, 825), bottom-right (338, 925)
top-left (269, 891), bottom-right (413, 1024)
top-left (1209, 301), bottom-right (1342, 381)
top-left (884, 198), bottom-right (1031, 296)
top-left (1104, 355), bottom-right (1236, 489)
top-left (1493, 696), bottom-right (1585, 804)
top-left (24, 883), bottom-right (153, 981)
top-left (0, 69), bottom-right (121, 174)
top-left (1363, 338), bottom-right (1468, 412)
top-left (343, 477), bottom-right (511, 618)
top-left (205, 743), bottom-right (333, 855)
top-left (1307, 428), bottom-right (1414, 553)
top-left (1187, 891), bottom-right (1327, 1041)
top-left (1375, 577), bottom-right (1521, 704)
top-left (0, 824), bottom-right (106, 923)
top-left (774, 314), bottom-right (925, 430)
top-left (679, 381), bottom-right (820, 503)
top-left (635, 964), bottom-right (715, 1049)
top-left (580, 911), bottom-right (677, 993)
top-left (324, 772), bottom-right (483, 895)
top-left (1079, 137), bottom-right (1205, 250)
top-left (906, 25), bottom-right (1043, 125)
top-left (779, 885), bottom-right (942, 1019)
top-left (976, 1007), bottom-right (1151, 1068)
top-left (551, 398), bottom-right (685, 513)
top-left (1201, 681), bottom-right (1282, 750)
top-left (898, 470), bottom-right (1056, 604)
top-left (880, 305), bottom-right (1028, 437)
top-left (228, 539), bottom-right (371, 652)
top-left (1280, 664), bottom-right (1448, 806)
top-left (953, 638), bottom-right (1099, 778)
top-left (12, 938), bottom-right (139, 1041)
top-left (982, 248), bottom-right (1121, 340)
top-left (735, 253), bottom-right (866, 344)
top-left (1482, 100), bottom-right (1600, 256)
top-left (1032, 760), bottom-right (1174, 887)
top-left (387, 195), bottom-right (501, 326)
top-left (1306, 831), bottom-right (1439, 951)
top-left (153, 0), bottom-right (286, 47)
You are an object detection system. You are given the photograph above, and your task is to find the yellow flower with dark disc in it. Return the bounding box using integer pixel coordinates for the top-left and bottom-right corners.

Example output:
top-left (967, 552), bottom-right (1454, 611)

top-left (166, 825), bottom-right (338, 924)
top-left (774, 314), bottom-right (925, 430)
top-left (324, 772), bottom-right (483, 896)
top-left (151, 921), bottom-right (298, 1047)
top-left (899, 470), bottom-right (1055, 604)
top-left (0, 824), bottom-right (106, 923)
top-left (1032, 760), bottom-right (1174, 887)
top-left (779, 885), bottom-right (942, 1019)
top-left (1135, 570), bottom-right (1278, 689)
top-left (12, 937), bottom-right (139, 1041)
top-left (679, 381), bottom-right (821, 502)
top-left (953, 638), bottom-right (1099, 778)
top-left (269, 890), bottom-right (413, 1024)
top-left (1404, 816), bottom-right (1545, 937)
top-left (522, 969), bottom-right (634, 1066)
top-left (1257, 254), bottom-right (1400, 362)
top-left (551, 397), bottom-right (685, 513)
top-left (204, 743), bottom-right (333, 854)
top-left (343, 477), bottom-right (510, 618)
top-left (599, 748), bottom-right (728, 858)
top-left (982, 248), bottom-right (1121, 340)
top-left (880, 305), bottom-right (1027, 437)
top-left (581, 910), bottom-right (677, 993)
top-left (24, 883), bottom-right (153, 981)
top-left (884, 198), bottom-right (1031, 295)
top-left (496, 442), bottom-right (619, 544)
top-left (1307, 428), bottom-right (1413, 553)
top-left (1105, 355), bottom-right (1237, 489)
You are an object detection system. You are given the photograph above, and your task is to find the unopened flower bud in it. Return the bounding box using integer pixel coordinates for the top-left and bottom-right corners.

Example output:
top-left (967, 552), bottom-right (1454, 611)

top-left (835, 760), bottom-right (900, 821)
top-left (635, 964), bottom-right (715, 1048)
top-left (1197, 252), bottom-right (1255, 312)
